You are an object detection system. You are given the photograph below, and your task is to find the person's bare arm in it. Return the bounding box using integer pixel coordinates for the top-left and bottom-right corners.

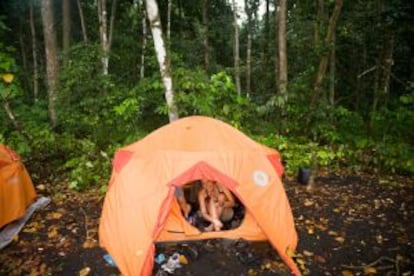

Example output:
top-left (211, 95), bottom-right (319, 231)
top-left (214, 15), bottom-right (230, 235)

top-left (198, 190), bottom-right (214, 222)
top-left (221, 187), bottom-right (235, 208)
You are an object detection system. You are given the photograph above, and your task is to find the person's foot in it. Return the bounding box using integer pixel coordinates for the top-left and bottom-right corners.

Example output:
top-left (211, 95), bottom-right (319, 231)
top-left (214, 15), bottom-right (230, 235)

top-left (204, 224), bottom-right (214, 232)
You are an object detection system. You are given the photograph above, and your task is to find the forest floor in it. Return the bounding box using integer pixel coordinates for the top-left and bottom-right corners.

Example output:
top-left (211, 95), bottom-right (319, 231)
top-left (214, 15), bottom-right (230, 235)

top-left (0, 173), bottom-right (413, 276)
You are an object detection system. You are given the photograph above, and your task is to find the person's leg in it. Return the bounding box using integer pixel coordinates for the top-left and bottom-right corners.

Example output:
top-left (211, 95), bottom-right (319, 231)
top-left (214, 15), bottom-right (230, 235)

top-left (176, 188), bottom-right (191, 217)
top-left (220, 207), bottom-right (234, 222)
top-left (206, 200), bottom-right (223, 231)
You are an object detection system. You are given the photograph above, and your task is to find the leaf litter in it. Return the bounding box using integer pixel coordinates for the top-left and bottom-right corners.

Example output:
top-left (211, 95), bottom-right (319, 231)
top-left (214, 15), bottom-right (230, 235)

top-left (0, 174), bottom-right (412, 275)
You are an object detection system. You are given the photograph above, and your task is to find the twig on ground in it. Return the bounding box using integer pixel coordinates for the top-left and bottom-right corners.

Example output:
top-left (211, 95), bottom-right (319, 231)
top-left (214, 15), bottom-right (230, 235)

top-left (79, 207), bottom-right (90, 240)
top-left (341, 256), bottom-right (395, 270)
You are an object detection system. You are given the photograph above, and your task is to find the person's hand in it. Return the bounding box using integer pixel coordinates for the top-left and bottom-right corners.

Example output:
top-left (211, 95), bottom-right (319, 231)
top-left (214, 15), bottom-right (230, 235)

top-left (212, 219), bottom-right (223, 231)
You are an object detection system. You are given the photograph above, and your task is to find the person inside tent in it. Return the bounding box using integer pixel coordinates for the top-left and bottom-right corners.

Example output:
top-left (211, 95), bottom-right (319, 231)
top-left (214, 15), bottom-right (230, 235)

top-left (175, 187), bottom-right (191, 219)
top-left (198, 179), bottom-right (235, 231)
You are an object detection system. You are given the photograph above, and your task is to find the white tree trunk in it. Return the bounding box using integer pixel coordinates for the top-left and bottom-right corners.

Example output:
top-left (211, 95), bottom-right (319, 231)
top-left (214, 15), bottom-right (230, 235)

top-left (232, 0), bottom-right (241, 96)
top-left (145, 0), bottom-right (179, 122)
top-left (140, 0), bottom-right (147, 80)
top-left (98, 0), bottom-right (109, 75)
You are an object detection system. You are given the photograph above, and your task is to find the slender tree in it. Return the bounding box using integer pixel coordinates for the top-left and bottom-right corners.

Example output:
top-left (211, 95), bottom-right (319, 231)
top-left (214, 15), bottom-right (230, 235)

top-left (245, 0), bottom-right (253, 96)
top-left (329, 31), bottom-right (336, 106)
top-left (203, 0), bottom-right (210, 73)
top-left (98, 0), bottom-right (117, 75)
top-left (62, 0), bottom-right (71, 59)
top-left (145, 0), bottom-right (179, 122)
top-left (30, 0), bottom-right (39, 102)
top-left (139, 0), bottom-right (147, 80)
top-left (41, 0), bottom-right (59, 127)
top-left (232, 0), bottom-right (241, 96)
top-left (77, 0), bottom-right (88, 42)
top-left (278, 0), bottom-right (287, 95)
top-left (273, 0), bottom-right (279, 91)
top-left (311, 0), bottom-right (343, 107)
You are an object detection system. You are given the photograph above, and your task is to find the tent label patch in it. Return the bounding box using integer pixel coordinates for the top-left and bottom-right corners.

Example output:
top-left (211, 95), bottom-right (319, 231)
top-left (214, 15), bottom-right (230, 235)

top-left (253, 170), bottom-right (269, 186)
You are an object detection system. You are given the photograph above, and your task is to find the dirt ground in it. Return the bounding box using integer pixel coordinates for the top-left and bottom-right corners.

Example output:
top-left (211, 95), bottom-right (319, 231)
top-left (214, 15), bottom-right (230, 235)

top-left (0, 174), bottom-right (413, 275)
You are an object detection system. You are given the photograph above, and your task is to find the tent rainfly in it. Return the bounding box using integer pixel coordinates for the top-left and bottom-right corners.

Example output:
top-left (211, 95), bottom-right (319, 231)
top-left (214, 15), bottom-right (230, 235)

top-left (99, 116), bottom-right (300, 275)
top-left (0, 144), bottom-right (36, 229)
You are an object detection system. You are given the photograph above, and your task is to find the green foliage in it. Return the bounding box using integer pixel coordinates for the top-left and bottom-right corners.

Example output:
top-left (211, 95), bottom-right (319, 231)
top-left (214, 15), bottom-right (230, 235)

top-left (64, 139), bottom-right (112, 190)
top-left (174, 69), bottom-right (254, 128)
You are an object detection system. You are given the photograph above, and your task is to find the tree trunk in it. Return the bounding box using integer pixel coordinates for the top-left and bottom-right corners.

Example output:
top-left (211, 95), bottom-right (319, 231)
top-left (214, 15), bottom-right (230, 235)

top-left (372, 32), bottom-right (394, 115)
top-left (41, 0), bottom-right (59, 127)
top-left (311, 0), bottom-right (343, 107)
top-left (30, 0), bottom-right (39, 102)
top-left (3, 100), bottom-right (32, 141)
top-left (62, 0), bottom-right (71, 60)
top-left (261, 0), bottom-right (269, 75)
top-left (108, 0), bottom-right (117, 53)
top-left (98, 0), bottom-right (117, 75)
top-left (314, 0), bottom-right (324, 46)
top-left (329, 31), bottom-right (335, 107)
top-left (232, 0), bottom-right (241, 96)
top-left (245, 0), bottom-right (252, 97)
top-left (203, 0), bottom-right (210, 73)
top-left (274, 1), bottom-right (279, 91)
top-left (77, 0), bottom-right (88, 42)
top-left (379, 33), bottom-right (394, 108)
top-left (140, 0), bottom-right (147, 80)
top-left (19, 29), bottom-right (29, 95)
top-left (167, 0), bottom-right (172, 46)
top-left (98, 0), bottom-right (108, 75)
top-left (278, 0), bottom-right (287, 95)
top-left (145, 0), bottom-right (179, 122)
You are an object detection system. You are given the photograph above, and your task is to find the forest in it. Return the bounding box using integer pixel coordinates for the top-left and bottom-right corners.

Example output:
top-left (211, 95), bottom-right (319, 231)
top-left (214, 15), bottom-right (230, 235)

top-left (0, 0), bottom-right (413, 275)
top-left (0, 0), bottom-right (413, 187)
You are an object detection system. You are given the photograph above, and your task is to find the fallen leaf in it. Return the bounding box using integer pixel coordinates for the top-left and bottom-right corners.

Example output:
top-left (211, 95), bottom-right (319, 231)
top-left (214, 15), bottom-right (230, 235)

top-left (363, 267), bottom-right (377, 274)
top-left (335, 236), bottom-right (345, 243)
top-left (12, 234), bottom-right (19, 242)
top-left (82, 239), bottom-right (97, 249)
top-left (303, 250), bottom-right (314, 257)
top-left (79, 267), bottom-right (90, 276)
top-left (314, 255), bottom-right (326, 263)
top-left (375, 234), bottom-right (383, 244)
top-left (247, 268), bottom-right (258, 276)
top-left (328, 230), bottom-right (339, 236)
top-left (47, 226), bottom-right (59, 239)
top-left (36, 184), bottom-right (46, 191)
top-left (48, 212), bottom-right (63, 220)
top-left (342, 270), bottom-right (354, 276)
top-left (304, 199), bottom-right (314, 207)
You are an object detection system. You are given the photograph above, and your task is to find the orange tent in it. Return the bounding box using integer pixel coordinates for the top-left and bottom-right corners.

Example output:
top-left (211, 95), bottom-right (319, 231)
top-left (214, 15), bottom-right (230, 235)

top-left (99, 116), bottom-right (300, 275)
top-left (0, 144), bottom-right (36, 228)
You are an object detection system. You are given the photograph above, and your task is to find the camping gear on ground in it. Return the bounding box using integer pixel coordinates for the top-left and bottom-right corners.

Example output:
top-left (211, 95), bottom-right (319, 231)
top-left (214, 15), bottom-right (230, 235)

top-left (103, 253), bottom-right (117, 267)
top-left (0, 196), bottom-right (50, 249)
top-left (161, 253), bottom-right (181, 273)
top-left (0, 144), bottom-right (50, 249)
top-left (298, 167), bottom-right (311, 185)
top-left (99, 116), bottom-right (300, 275)
top-left (0, 144), bottom-right (36, 229)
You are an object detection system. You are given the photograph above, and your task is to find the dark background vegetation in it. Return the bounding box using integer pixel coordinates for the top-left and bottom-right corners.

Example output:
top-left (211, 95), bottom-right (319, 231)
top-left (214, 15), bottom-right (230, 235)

top-left (0, 0), bottom-right (413, 191)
